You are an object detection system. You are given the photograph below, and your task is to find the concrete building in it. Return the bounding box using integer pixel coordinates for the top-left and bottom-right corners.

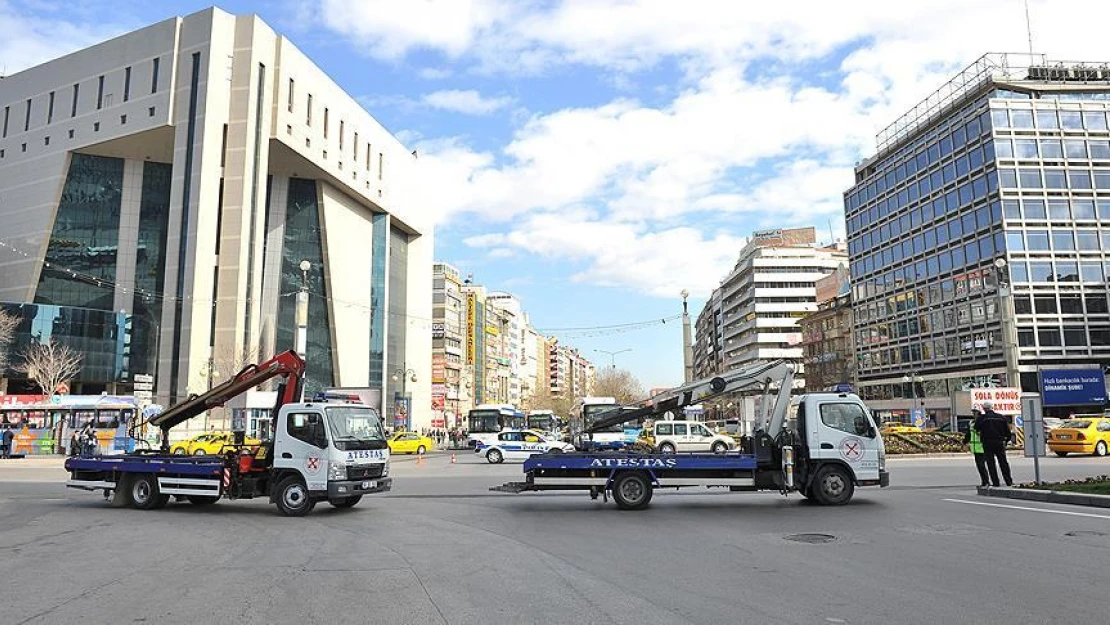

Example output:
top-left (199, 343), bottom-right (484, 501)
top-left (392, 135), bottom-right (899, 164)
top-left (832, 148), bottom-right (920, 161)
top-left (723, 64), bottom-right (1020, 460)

top-left (845, 53), bottom-right (1110, 420)
top-left (432, 263), bottom-right (465, 428)
top-left (0, 8), bottom-right (432, 428)
top-left (799, 267), bottom-right (855, 393)
top-left (693, 227), bottom-right (847, 388)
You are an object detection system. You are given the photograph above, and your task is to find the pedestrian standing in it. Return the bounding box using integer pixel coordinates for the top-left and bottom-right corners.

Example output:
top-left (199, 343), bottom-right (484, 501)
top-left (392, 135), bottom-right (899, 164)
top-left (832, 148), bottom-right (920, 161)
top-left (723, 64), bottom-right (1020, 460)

top-left (965, 409), bottom-right (989, 487)
top-left (975, 402), bottom-right (1013, 487)
top-left (1, 424), bottom-right (12, 459)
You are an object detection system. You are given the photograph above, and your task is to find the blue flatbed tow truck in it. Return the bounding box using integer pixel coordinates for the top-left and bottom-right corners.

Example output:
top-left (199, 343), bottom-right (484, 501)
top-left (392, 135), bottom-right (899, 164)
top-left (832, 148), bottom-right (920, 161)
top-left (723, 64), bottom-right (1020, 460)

top-left (493, 361), bottom-right (889, 509)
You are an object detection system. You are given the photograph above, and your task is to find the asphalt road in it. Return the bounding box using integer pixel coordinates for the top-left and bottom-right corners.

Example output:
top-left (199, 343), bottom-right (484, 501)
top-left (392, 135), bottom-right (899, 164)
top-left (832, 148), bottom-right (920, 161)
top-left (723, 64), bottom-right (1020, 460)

top-left (2, 452), bottom-right (1109, 625)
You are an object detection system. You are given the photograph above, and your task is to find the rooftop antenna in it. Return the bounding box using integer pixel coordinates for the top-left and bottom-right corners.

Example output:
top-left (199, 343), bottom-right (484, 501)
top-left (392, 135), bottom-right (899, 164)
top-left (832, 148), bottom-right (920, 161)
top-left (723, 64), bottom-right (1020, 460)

top-left (1023, 0), bottom-right (1035, 58)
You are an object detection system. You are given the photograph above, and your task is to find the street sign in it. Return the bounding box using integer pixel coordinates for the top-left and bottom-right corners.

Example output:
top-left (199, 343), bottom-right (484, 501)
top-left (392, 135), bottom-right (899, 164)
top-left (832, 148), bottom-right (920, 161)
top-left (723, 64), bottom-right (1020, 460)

top-left (1039, 369), bottom-right (1107, 406)
top-left (1021, 395), bottom-right (1044, 484)
top-left (134, 390), bottom-right (153, 400)
top-left (134, 373), bottom-right (154, 384)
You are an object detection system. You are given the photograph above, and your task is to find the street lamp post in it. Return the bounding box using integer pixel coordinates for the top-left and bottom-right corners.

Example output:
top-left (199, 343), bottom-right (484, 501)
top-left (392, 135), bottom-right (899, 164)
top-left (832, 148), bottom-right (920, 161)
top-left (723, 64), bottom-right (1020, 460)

top-left (594, 348), bottom-right (632, 369)
top-left (902, 373), bottom-right (923, 426)
top-left (681, 289), bottom-right (694, 383)
top-left (392, 367), bottom-right (416, 431)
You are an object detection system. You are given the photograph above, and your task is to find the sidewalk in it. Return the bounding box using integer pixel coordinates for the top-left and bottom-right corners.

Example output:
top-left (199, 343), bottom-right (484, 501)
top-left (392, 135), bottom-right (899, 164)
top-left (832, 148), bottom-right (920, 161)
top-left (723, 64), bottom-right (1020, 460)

top-left (0, 455), bottom-right (68, 468)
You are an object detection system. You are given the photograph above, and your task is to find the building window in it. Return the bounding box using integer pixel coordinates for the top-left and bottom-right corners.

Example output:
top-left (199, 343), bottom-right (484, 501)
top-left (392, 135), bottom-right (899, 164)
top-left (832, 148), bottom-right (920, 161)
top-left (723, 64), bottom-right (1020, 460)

top-left (2, 105), bottom-right (8, 137)
top-left (47, 91), bottom-right (55, 124)
top-left (149, 107), bottom-right (156, 117)
top-left (97, 75), bottom-right (105, 110)
top-left (1064, 328), bottom-right (1087, 347)
top-left (24, 98), bottom-right (32, 131)
top-left (306, 94), bottom-right (312, 126)
top-left (71, 84), bottom-right (79, 118)
top-left (366, 144), bottom-right (371, 170)
top-left (68, 129), bottom-right (74, 139)
top-left (120, 115), bottom-right (127, 125)
top-left (379, 153), bottom-right (384, 180)
top-left (93, 122), bottom-right (100, 132)
top-left (339, 120), bottom-right (344, 150)
top-left (1038, 329), bottom-right (1062, 347)
top-left (354, 132), bottom-right (358, 160)
top-left (124, 66), bottom-right (131, 102)
top-left (151, 57), bottom-right (160, 93)
top-left (44, 136), bottom-right (50, 146)
top-left (323, 108), bottom-right (329, 138)
top-left (288, 78), bottom-right (295, 112)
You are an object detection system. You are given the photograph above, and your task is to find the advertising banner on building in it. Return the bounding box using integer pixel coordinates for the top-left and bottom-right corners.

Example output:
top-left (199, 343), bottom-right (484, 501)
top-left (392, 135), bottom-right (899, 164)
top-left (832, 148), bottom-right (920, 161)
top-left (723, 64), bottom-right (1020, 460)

top-left (1040, 369), bottom-right (1107, 406)
top-left (432, 355), bottom-right (446, 383)
top-left (432, 322), bottom-right (444, 339)
top-left (466, 293), bottom-right (476, 365)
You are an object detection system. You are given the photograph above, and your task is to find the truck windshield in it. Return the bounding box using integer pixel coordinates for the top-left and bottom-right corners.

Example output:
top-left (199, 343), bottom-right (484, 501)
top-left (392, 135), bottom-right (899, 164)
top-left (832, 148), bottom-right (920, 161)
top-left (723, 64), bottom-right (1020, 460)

top-left (325, 407), bottom-right (386, 450)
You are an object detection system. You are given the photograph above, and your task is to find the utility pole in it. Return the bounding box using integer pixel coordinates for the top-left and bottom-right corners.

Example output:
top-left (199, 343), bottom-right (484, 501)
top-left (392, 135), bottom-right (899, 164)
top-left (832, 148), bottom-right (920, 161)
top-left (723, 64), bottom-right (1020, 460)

top-left (994, 258), bottom-right (1021, 388)
top-left (681, 289), bottom-right (694, 383)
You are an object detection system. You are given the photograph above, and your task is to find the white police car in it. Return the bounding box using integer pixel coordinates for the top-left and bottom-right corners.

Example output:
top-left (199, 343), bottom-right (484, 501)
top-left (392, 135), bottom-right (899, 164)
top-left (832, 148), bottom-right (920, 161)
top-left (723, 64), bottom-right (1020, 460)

top-left (476, 429), bottom-right (575, 464)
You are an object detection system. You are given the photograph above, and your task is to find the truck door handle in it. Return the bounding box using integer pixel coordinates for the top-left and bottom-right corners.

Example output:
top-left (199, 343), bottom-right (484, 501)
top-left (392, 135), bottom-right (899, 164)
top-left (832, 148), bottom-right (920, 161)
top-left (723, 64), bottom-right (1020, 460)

top-left (281, 452), bottom-right (293, 459)
top-left (820, 443), bottom-right (834, 449)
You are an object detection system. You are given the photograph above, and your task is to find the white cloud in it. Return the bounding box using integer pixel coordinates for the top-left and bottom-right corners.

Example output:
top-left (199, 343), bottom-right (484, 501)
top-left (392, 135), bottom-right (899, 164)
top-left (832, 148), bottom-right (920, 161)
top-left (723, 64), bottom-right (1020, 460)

top-left (422, 89), bottom-right (515, 115)
top-left (0, 1), bottom-right (126, 75)
top-left (327, 0), bottom-right (1110, 297)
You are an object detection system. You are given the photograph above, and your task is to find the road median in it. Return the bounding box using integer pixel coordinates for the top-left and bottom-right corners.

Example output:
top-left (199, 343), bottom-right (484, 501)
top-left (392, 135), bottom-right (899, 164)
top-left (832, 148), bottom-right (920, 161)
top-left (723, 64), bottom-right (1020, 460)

top-left (977, 484), bottom-right (1110, 509)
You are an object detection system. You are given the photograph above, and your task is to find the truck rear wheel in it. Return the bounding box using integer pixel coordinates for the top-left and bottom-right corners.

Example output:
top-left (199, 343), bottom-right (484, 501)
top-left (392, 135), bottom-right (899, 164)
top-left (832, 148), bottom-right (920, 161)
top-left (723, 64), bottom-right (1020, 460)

top-left (130, 474), bottom-right (169, 510)
top-left (330, 496), bottom-right (362, 508)
top-left (275, 476), bottom-right (316, 517)
top-left (612, 472), bottom-right (653, 510)
top-left (812, 465), bottom-right (854, 506)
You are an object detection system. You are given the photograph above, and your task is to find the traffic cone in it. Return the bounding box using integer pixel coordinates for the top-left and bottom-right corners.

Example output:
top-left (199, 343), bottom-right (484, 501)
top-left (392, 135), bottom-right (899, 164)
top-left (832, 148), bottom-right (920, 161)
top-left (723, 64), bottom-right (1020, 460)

top-left (451, 453), bottom-right (457, 464)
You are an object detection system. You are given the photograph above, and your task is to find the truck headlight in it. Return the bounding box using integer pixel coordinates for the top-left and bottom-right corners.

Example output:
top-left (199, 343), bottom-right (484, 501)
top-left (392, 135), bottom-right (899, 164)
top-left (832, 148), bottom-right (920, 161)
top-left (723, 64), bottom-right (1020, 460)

top-left (328, 461), bottom-right (346, 481)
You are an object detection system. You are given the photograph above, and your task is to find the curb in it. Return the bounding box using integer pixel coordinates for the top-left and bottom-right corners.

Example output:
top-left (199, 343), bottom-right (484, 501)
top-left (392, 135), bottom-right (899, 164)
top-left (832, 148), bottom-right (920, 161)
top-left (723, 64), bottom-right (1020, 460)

top-left (889, 451), bottom-right (1024, 459)
top-left (977, 485), bottom-right (1110, 509)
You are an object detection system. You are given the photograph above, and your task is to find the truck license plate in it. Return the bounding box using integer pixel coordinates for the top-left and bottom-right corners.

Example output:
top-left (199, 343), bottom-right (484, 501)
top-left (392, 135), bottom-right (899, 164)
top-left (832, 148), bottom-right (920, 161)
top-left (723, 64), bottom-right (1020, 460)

top-left (361, 480), bottom-right (376, 489)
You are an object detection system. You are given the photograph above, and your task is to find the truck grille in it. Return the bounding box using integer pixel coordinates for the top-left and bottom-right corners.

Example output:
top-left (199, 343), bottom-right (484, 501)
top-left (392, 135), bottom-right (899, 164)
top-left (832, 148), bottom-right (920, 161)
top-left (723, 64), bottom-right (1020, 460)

top-left (347, 465), bottom-right (384, 480)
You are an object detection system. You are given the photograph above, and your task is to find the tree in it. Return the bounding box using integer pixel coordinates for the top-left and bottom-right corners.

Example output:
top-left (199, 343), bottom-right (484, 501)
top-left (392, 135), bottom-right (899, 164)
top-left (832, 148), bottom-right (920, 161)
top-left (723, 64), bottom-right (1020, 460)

top-left (526, 387), bottom-right (577, 418)
top-left (0, 309), bottom-right (18, 373)
top-left (18, 339), bottom-right (83, 399)
top-left (592, 368), bottom-right (646, 405)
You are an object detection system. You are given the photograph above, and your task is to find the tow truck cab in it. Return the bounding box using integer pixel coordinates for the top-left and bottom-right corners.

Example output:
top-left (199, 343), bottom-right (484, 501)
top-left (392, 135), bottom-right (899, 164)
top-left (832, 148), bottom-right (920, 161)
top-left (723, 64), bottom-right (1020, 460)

top-left (787, 393), bottom-right (888, 491)
top-left (270, 402), bottom-right (391, 507)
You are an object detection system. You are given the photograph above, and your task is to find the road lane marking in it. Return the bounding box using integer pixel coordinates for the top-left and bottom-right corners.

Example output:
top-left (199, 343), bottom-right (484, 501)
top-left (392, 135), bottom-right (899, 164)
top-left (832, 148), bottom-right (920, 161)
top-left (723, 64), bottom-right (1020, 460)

top-left (943, 498), bottom-right (1110, 520)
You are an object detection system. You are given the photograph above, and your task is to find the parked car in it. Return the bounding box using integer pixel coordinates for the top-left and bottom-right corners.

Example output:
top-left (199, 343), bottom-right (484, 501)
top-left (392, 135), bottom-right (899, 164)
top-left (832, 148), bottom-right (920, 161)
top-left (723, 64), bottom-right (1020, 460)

top-left (646, 420), bottom-right (736, 454)
top-left (387, 431), bottom-right (434, 455)
top-left (1047, 416), bottom-right (1110, 457)
top-left (169, 431), bottom-right (260, 455)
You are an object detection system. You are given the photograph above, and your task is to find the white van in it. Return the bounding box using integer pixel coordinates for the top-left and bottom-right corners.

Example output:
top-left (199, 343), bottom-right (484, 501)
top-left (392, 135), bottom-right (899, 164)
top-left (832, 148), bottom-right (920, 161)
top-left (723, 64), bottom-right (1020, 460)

top-left (649, 420), bottom-right (736, 454)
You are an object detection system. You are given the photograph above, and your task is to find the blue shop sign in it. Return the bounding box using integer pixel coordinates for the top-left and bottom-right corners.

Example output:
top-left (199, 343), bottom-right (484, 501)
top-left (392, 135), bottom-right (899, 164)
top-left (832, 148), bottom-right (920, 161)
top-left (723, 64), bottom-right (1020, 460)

top-left (1039, 369), bottom-right (1107, 406)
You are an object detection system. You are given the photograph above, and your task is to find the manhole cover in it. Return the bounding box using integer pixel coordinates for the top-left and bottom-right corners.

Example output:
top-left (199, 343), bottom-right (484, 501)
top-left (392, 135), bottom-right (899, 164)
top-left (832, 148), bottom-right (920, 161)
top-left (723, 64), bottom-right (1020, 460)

top-left (1065, 530), bottom-right (1107, 538)
top-left (784, 533), bottom-right (836, 544)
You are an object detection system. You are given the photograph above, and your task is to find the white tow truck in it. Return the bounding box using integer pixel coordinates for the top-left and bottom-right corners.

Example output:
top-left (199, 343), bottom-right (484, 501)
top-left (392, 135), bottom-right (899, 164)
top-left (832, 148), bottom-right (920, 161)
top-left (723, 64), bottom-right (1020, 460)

top-left (494, 361), bottom-right (889, 509)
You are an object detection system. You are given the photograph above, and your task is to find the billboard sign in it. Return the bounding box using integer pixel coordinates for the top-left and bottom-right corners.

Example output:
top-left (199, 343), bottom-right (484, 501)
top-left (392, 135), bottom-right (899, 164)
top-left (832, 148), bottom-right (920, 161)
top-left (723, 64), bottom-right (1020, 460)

top-left (967, 387), bottom-right (1021, 415)
top-left (1040, 369), bottom-right (1107, 406)
top-left (466, 293), bottom-right (476, 365)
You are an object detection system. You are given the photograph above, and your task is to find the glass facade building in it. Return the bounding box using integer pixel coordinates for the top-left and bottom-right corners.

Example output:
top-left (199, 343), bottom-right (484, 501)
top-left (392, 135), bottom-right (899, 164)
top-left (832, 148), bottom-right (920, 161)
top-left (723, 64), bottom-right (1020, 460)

top-left (845, 55), bottom-right (1110, 418)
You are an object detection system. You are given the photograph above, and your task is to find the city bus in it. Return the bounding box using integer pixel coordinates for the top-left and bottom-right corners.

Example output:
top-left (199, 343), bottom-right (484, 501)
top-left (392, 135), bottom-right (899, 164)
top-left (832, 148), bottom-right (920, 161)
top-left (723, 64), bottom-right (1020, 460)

top-left (577, 397), bottom-right (641, 450)
top-left (0, 394), bottom-right (138, 455)
top-left (526, 410), bottom-right (561, 438)
top-left (466, 404), bottom-right (524, 448)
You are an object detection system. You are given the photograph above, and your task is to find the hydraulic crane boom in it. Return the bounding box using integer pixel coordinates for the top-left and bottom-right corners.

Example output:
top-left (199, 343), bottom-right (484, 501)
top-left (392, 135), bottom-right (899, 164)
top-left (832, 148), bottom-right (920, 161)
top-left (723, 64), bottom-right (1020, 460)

top-left (142, 350), bottom-right (305, 450)
top-left (583, 360), bottom-right (796, 437)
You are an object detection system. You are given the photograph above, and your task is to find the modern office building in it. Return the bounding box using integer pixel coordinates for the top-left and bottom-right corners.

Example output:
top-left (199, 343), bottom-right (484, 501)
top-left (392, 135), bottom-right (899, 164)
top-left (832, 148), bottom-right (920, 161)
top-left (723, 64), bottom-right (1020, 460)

top-left (845, 53), bottom-right (1110, 420)
top-left (0, 8), bottom-right (432, 427)
top-left (693, 227), bottom-right (847, 388)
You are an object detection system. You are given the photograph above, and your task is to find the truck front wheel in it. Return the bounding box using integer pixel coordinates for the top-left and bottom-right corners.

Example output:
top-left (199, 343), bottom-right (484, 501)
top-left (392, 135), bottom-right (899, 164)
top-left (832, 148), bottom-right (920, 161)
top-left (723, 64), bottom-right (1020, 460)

top-left (611, 472), bottom-right (653, 510)
top-left (275, 476), bottom-right (316, 517)
top-left (811, 465), bottom-right (855, 506)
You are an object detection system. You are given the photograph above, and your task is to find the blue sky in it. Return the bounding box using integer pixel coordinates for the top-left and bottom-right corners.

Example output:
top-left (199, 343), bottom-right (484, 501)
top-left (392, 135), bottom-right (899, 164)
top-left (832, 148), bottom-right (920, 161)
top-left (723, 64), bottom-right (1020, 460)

top-left (4, 0), bottom-right (1110, 389)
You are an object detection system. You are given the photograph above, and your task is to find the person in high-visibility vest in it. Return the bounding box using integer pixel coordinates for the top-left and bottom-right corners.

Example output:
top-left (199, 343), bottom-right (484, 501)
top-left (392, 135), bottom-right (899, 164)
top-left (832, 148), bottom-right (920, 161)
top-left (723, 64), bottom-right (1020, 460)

top-left (964, 409), bottom-right (989, 487)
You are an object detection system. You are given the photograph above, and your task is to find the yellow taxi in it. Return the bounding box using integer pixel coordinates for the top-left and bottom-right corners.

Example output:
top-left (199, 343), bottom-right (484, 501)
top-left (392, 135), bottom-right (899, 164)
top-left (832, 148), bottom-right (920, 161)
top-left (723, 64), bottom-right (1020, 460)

top-left (170, 432), bottom-right (261, 456)
top-left (387, 431), bottom-right (434, 455)
top-left (1047, 416), bottom-right (1110, 457)
top-left (880, 422), bottom-right (923, 434)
